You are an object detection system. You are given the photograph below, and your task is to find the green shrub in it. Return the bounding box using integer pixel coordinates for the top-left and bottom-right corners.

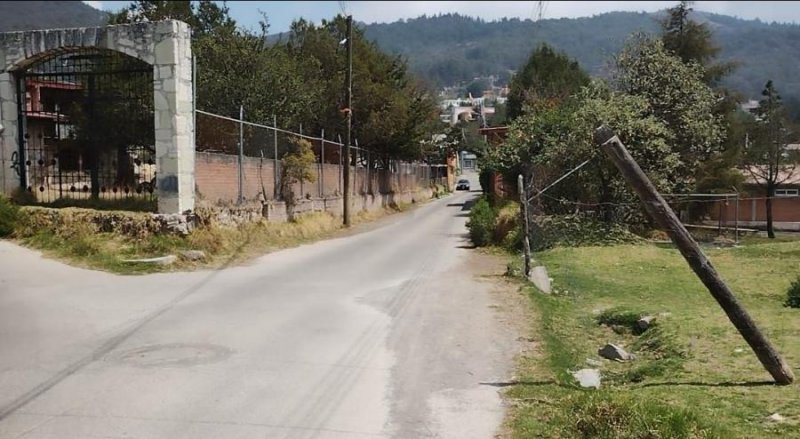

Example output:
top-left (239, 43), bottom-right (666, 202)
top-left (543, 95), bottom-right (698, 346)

top-left (466, 197), bottom-right (497, 247)
top-left (0, 196), bottom-right (19, 237)
top-left (494, 202), bottom-right (519, 245)
top-left (564, 392), bottom-right (723, 438)
top-left (530, 213), bottom-right (641, 251)
top-left (596, 308), bottom-right (644, 334)
top-left (786, 276), bottom-right (800, 308)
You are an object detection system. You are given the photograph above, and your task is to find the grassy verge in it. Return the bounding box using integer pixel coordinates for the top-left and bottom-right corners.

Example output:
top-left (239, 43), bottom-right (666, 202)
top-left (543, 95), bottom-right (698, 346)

top-left (12, 193), bottom-right (440, 275)
top-left (505, 239), bottom-right (800, 438)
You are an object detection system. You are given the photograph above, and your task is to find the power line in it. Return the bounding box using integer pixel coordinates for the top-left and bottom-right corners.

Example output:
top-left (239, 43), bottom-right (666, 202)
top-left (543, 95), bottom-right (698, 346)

top-left (539, 193), bottom-right (781, 209)
top-left (528, 156), bottom-right (595, 202)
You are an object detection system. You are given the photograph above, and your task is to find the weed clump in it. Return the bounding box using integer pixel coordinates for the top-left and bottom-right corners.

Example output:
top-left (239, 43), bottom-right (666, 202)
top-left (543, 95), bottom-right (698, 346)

top-left (0, 196), bottom-right (19, 237)
top-left (786, 276), bottom-right (800, 308)
top-left (565, 392), bottom-right (723, 438)
top-left (596, 308), bottom-right (646, 335)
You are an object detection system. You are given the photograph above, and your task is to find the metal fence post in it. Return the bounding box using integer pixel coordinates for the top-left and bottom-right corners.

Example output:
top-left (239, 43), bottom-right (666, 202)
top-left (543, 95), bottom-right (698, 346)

top-left (338, 135), bottom-right (343, 195)
top-left (320, 129), bottom-right (325, 198)
top-left (238, 105), bottom-right (244, 204)
top-left (735, 192), bottom-right (740, 244)
top-left (273, 114), bottom-right (278, 199)
top-left (355, 140), bottom-right (360, 196)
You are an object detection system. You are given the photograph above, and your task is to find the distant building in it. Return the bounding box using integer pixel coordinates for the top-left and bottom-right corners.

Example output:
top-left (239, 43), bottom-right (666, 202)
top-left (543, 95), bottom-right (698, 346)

top-left (740, 99), bottom-right (759, 114)
top-left (460, 151), bottom-right (477, 170)
top-left (478, 126), bottom-right (511, 197)
top-left (713, 166), bottom-right (800, 231)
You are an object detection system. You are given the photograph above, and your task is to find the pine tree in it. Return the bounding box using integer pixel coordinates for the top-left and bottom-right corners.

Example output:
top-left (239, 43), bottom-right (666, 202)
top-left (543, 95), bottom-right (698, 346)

top-left (660, 1), bottom-right (735, 84)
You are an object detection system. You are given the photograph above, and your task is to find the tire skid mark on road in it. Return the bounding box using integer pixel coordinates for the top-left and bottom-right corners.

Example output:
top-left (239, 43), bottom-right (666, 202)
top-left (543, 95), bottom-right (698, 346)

top-left (0, 266), bottom-right (230, 422)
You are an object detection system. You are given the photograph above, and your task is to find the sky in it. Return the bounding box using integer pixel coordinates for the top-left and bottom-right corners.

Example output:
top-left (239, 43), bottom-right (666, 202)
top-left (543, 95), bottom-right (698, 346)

top-left (83, 1), bottom-right (800, 34)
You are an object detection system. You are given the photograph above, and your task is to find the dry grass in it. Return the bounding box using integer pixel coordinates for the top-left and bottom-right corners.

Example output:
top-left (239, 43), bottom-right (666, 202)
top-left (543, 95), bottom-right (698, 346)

top-left (15, 191), bottom-right (436, 274)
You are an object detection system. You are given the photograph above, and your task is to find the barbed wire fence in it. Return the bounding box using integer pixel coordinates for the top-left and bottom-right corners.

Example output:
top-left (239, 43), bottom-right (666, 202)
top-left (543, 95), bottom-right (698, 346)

top-left (193, 109), bottom-right (448, 206)
top-left (514, 153), bottom-right (787, 250)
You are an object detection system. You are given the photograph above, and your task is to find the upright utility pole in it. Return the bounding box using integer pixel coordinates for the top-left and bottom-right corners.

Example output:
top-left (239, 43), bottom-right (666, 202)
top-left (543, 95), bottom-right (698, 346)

top-left (342, 15), bottom-right (353, 226)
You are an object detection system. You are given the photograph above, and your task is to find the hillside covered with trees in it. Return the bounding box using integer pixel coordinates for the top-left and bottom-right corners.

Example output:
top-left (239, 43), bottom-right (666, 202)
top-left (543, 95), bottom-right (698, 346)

top-left (363, 11), bottom-right (800, 111)
top-left (0, 1), bottom-right (106, 32)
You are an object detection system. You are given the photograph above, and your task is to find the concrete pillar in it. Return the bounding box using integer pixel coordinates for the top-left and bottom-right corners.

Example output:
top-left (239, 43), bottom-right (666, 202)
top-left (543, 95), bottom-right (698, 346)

top-left (0, 71), bottom-right (19, 195)
top-left (0, 21), bottom-right (195, 213)
top-left (152, 21), bottom-right (194, 214)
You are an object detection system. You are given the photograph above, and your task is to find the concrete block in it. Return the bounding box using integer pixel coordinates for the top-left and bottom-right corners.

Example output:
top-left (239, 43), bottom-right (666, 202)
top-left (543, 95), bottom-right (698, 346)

top-left (0, 82), bottom-right (13, 100)
top-left (528, 265), bottom-right (551, 294)
top-left (157, 65), bottom-right (172, 80)
top-left (2, 101), bottom-right (17, 119)
top-left (158, 110), bottom-right (173, 130)
top-left (162, 78), bottom-right (175, 93)
top-left (155, 126), bottom-right (175, 142)
top-left (154, 38), bottom-right (177, 64)
top-left (153, 89), bottom-right (170, 112)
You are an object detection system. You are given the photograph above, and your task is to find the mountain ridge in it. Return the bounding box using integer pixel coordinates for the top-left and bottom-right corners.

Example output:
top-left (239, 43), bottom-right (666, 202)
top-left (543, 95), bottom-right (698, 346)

top-left (359, 11), bottom-right (800, 108)
top-left (2, 4), bottom-right (798, 110)
top-left (0, 1), bottom-right (107, 33)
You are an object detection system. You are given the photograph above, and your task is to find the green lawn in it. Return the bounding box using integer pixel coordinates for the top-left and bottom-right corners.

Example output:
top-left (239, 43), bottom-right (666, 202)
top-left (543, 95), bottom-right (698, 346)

top-left (506, 238), bottom-right (800, 438)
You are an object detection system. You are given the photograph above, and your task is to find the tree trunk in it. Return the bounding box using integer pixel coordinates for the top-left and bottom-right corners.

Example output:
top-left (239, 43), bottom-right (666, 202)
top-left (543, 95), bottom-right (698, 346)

top-left (766, 183), bottom-right (775, 239)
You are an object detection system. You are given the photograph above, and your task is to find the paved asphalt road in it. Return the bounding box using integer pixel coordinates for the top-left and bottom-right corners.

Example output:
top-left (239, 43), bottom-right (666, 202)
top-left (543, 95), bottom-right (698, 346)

top-left (0, 175), bottom-right (520, 438)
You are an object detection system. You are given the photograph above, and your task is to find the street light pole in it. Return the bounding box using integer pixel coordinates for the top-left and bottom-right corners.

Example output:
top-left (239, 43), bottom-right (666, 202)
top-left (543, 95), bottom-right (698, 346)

top-left (342, 15), bottom-right (353, 226)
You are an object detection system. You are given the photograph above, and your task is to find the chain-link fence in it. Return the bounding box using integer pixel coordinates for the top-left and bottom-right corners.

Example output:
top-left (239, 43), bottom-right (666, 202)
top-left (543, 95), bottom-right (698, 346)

top-left (194, 110), bottom-right (446, 206)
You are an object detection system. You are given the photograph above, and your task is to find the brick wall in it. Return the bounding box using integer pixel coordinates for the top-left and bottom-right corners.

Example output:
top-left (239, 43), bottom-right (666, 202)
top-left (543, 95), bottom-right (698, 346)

top-left (195, 152), bottom-right (277, 204)
top-left (710, 196), bottom-right (800, 230)
top-left (714, 196), bottom-right (800, 223)
top-left (195, 152), bottom-right (434, 206)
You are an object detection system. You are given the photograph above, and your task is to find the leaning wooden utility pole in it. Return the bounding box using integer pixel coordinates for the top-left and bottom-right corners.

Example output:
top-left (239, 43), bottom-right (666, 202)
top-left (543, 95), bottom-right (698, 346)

top-left (518, 174), bottom-right (532, 277)
top-left (342, 15), bottom-right (353, 227)
top-left (594, 126), bottom-right (794, 385)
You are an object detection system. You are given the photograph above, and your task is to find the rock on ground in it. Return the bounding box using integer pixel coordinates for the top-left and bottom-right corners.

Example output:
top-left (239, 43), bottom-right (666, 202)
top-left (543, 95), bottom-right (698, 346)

top-left (598, 343), bottom-right (635, 361)
top-left (528, 265), bottom-right (551, 294)
top-left (636, 315), bottom-right (656, 332)
top-left (180, 250), bottom-right (206, 261)
top-left (572, 368), bottom-right (601, 388)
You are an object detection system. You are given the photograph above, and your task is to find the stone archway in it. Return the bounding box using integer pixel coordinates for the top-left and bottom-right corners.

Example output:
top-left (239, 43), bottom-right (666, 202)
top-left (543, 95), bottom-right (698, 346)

top-left (0, 20), bottom-right (194, 213)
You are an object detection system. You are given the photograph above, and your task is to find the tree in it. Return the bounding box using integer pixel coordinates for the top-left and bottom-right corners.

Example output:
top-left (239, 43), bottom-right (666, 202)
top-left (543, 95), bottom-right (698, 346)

top-left (111, 3), bottom-right (439, 165)
top-left (616, 36), bottom-right (725, 191)
top-left (742, 81), bottom-right (798, 238)
top-left (660, 1), bottom-right (735, 84)
top-left (493, 80), bottom-right (674, 224)
top-left (506, 45), bottom-right (589, 121)
top-left (465, 79), bottom-right (488, 98)
top-left (284, 16), bottom-right (439, 166)
top-left (280, 138), bottom-right (317, 220)
top-left (490, 103), bottom-right (507, 127)
top-left (661, 2), bottom-right (744, 195)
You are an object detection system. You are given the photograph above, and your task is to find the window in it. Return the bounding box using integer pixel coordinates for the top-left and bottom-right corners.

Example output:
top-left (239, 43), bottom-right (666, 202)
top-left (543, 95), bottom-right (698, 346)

top-left (775, 189), bottom-right (799, 197)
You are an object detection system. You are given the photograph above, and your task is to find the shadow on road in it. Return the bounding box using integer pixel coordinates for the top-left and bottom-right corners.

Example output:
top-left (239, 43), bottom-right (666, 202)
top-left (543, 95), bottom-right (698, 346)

top-left (479, 380), bottom-right (568, 389)
top-left (640, 380), bottom-right (776, 388)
